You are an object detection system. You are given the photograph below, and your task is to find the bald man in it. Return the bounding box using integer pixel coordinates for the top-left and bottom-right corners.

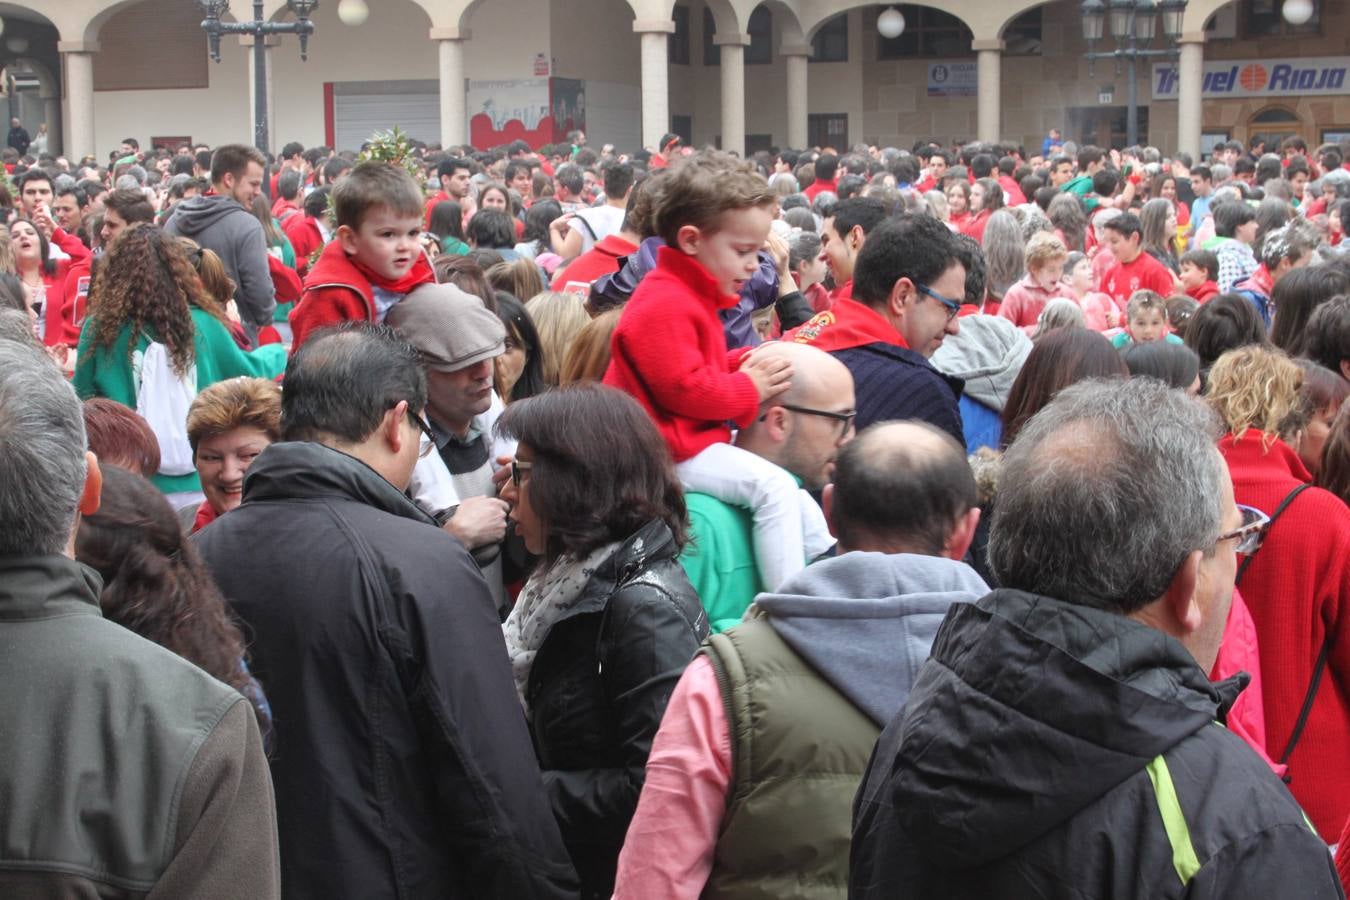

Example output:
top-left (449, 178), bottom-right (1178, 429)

top-left (615, 420), bottom-right (990, 900)
top-left (679, 341), bottom-right (857, 632)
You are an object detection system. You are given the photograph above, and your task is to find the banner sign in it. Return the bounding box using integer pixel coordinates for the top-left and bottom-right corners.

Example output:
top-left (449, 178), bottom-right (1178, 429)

top-left (1152, 57), bottom-right (1350, 100)
top-left (927, 62), bottom-right (977, 97)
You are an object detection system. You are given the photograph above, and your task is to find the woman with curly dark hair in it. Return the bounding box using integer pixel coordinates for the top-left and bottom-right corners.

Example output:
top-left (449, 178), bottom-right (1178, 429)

top-left (497, 383), bottom-right (706, 898)
top-left (73, 224), bottom-right (286, 503)
top-left (75, 464), bottom-right (272, 744)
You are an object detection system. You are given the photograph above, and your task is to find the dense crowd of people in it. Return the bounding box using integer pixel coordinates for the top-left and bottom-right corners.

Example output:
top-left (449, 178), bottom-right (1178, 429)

top-left (1, 125), bottom-right (1349, 898)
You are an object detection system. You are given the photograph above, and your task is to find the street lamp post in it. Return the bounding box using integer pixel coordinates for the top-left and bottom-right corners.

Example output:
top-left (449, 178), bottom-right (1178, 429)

top-left (1080, 0), bottom-right (1186, 148)
top-left (199, 0), bottom-right (319, 154)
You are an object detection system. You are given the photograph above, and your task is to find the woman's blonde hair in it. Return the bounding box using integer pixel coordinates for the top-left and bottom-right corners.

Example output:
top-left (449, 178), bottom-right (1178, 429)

top-left (1206, 345), bottom-right (1305, 446)
top-left (560, 308), bottom-right (622, 385)
top-left (0, 227), bottom-right (15, 274)
top-left (181, 238), bottom-right (235, 305)
top-left (486, 257), bottom-right (545, 304)
top-left (525, 291), bottom-right (590, 386)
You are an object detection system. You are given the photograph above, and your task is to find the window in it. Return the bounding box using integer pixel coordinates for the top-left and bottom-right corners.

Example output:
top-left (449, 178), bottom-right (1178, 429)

top-left (703, 8), bottom-right (720, 65)
top-left (811, 13), bottom-right (848, 63)
top-left (746, 7), bottom-right (773, 65)
top-left (671, 115), bottom-right (692, 145)
top-left (670, 5), bottom-right (691, 65)
top-left (704, 7), bottom-right (773, 65)
top-left (809, 113), bottom-right (849, 150)
top-left (1003, 9), bottom-right (1042, 56)
top-left (1242, 0), bottom-right (1320, 37)
top-left (877, 6), bottom-right (973, 60)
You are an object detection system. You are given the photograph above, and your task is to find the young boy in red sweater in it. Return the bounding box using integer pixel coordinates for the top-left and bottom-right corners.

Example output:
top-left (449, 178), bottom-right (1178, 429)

top-left (604, 152), bottom-right (817, 591)
top-left (1179, 248), bottom-right (1220, 303)
top-left (289, 162), bottom-right (435, 349)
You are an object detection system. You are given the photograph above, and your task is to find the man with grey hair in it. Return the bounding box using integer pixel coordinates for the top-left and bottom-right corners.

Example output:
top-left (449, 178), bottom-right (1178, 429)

top-left (0, 340), bottom-right (281, 897)
top-left (852, 378), bottom-right (1342, 899)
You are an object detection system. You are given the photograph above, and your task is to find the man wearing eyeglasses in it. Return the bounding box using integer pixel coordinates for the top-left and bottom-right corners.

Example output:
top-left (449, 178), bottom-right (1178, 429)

top-left (678, 342), bottom-right (855, 633)
top-left (851, 378), bottom-right (1342, 900)
top-left (786, 213), bottom-right (966, 446)
top-left (193, 324), bottom-right (579, 900)
top-left (387, 283), bottom-right (514, 615)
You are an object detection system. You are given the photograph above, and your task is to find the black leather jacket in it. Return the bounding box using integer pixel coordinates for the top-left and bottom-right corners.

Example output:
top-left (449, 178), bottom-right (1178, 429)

top-left (526, 518), bottom-right (709, 899)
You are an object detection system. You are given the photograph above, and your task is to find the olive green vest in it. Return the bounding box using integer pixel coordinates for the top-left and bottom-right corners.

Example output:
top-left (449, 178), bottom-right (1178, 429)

top-left (700, 613), bottom-right (880, 900)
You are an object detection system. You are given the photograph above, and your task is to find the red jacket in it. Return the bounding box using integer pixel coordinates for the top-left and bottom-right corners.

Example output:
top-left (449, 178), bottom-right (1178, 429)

top-left (602, 248), bottom-right (758, 462)
top-left (271, 195), bottom-right (300, 223)
top-left (281, 215), bottom-right (324, 276)
top-left (40, 229), bottom-right (92, 347)
top-left (550, 234), bottom-right (638, 292)
top-left (289, 242), bottom-right (378, 350)
top-left (54, 254), bottom-right (94, 347)
top-left (1218, 430), bottom-right (1350, 840)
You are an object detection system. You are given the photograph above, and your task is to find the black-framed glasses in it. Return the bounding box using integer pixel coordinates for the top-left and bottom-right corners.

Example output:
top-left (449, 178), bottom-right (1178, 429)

top-left (780, 404), bottom-right (857, 436)
top-left (511, 459), bottom-right (533, 486)
top-left (915, 281), bottom-right (962, 322)
top-left (408, 410), bottom-right (436, 458)
top-left (1218, 504), bottom-right (1270, 555)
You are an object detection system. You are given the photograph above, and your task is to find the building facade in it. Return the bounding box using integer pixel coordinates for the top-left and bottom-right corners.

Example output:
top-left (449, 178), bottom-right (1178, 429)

top-left (5, 0), bottom-right (1348, 161)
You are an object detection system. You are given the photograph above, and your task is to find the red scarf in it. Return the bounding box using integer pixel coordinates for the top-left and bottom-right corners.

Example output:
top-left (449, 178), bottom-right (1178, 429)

top-left (350, 254), bottom-right (435, 296)
top-left (784, 296), bottom-right (908, 352)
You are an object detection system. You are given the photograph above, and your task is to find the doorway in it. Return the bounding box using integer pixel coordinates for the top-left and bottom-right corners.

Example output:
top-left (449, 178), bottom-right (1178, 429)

top-left (808, 113), bottom-right (848, 152)
top-left (1067, 106), bottom-right (1149, 149)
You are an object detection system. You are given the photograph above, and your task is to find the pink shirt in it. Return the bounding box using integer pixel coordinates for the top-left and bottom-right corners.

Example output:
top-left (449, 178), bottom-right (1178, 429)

top-left (999, 275), bottom-right (1073, 334)
top-left (612, 657), bottom-right (730, 899)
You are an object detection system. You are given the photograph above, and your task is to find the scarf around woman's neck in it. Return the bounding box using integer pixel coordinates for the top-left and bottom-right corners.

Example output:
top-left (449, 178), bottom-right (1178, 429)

top-left (502, 540), bottom-right (621, 714)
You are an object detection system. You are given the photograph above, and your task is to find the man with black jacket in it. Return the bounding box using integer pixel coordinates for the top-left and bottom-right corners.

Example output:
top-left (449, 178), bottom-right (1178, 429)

top-left (851, 378), bottom-right (1343, 900)
top-left (194, 324), bottom-right (579, 900)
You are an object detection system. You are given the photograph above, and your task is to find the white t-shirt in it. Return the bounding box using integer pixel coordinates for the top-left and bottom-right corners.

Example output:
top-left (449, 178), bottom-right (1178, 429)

top-left (570, 205), bottom-right (625, 255)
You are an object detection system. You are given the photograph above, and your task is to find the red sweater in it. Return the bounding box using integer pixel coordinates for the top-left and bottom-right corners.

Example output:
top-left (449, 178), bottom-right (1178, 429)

top-left (1218, 431), bottom-right (1350, 840)
top-left (39, 229), bottom-right (92, 347)
top-left (1099, 251), bottom-right (1175, 307)
top-left (803, 177), bottom-right (839, 201)
top-left (281, 215), bottom-right (324, 276)
top-left (602, 248), bottom-right (758, 462)
top-left (550, 234), bottom-right (638, 292)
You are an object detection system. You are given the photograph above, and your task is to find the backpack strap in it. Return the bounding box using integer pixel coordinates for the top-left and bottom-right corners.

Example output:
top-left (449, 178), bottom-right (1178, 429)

top-left (1234, 482), bottom-right (1312, 585)
top-left (1279, 638), bottom-right (1332, 771)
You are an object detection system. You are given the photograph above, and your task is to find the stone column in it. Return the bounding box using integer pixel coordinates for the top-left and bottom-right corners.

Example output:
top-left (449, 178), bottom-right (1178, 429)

top-left (715, 31), bottom-right (749, 155)
top-left (973, 39), bottom-right (1004, 144)
top-left (431, 27), bottom-right (470, 149)
top-left (634, 19), bottom-right (675, 150)
top-left (1177, 33), bottom-right (1204, 163)
top-left (57, 42), bottom-right (98, 161)
top-left (781, 44), bottom-right (811, 150)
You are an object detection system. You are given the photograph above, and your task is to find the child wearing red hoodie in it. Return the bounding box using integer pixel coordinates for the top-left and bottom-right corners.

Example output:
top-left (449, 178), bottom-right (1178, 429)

top-left (604, 153), bottom-right (816, 591)
top-left (1179, 248), bottom-right (1220, 304)
top-left (289, 162), bottom-right (435, 349)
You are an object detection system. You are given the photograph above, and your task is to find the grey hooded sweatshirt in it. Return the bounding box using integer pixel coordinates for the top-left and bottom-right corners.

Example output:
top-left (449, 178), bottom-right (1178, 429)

top-left (754, 551), bottom-right (989, 726)
top-left (164, 194), bottom-right (276, 335)
top-left (930, 314), bottom-right (1030, 412)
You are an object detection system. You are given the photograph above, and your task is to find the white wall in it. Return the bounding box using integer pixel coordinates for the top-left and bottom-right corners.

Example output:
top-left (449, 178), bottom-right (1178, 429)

top-left (584, 81), bottom-right (642, 150)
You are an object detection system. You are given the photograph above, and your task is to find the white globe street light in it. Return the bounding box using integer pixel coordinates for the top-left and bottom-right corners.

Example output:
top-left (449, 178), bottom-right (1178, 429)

top-left (1282, 0), bottom-right (1314, 26)
top-left (877, 6), bottom-right (906, 39)
top-left (337, 0), bottom-right (370, 26)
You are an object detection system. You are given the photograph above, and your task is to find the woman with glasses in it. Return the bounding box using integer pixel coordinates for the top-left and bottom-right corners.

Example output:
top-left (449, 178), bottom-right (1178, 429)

top-left (497, 383), bottom-right (707, 899)
top-left (1207, 344), bottom-right (1350, 841)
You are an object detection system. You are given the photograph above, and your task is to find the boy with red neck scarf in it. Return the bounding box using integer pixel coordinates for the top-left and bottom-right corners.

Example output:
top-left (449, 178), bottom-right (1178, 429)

top-left (605, 152), bottom-right (829, 593)
top-left (290, 162), bottom-right (435, 349)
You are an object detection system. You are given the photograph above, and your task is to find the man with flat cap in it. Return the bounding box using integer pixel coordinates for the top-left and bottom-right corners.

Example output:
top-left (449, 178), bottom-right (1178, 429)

top-left (388, 281), bottom-right (513, 613)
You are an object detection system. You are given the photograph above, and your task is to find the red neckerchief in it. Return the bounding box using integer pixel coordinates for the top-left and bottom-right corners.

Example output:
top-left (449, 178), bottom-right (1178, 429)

top-left (349, 253), bottom-right (435, 295)
top-left (192, 500), bottom-right (219, 534)
top-left (784, 296), bottom-right (909, 351)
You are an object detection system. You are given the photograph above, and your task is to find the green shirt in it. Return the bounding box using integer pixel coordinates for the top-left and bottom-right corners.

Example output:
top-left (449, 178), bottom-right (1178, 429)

top-left (1111, 331), bottom-right (1185, 349)
top-left (680, 492), bottom-right (765, 633)
top-left (73, 306), bottom-right (287, 494)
